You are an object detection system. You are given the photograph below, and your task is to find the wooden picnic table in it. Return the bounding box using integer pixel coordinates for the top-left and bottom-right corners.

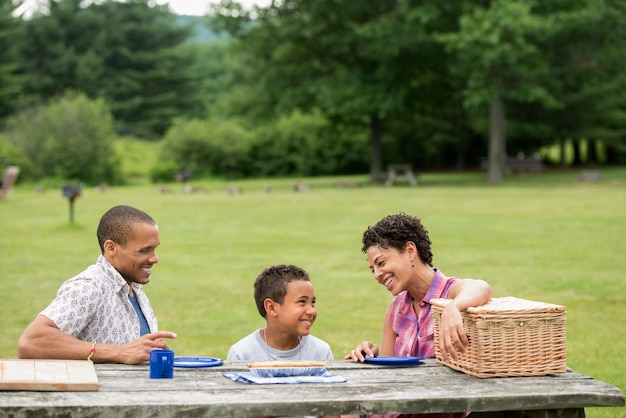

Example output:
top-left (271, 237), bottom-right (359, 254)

top-left (385, 164), bottom-right (418, 186)
top-left (1, 359), bottom-right (623, 417)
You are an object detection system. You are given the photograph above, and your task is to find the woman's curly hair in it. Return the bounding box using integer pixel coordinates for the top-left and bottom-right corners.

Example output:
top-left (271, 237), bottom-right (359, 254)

top-left (361, 212), bottom-right (433, 266)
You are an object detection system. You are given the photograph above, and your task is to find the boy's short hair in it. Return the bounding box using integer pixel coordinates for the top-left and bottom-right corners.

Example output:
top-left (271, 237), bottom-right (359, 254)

top-left (254, 264), bottom-right (310, 318)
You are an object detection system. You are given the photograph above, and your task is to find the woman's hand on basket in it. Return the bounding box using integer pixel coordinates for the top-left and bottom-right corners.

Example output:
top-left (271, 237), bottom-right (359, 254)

top-left (439, 303), bottom-right (468, 361)
top-left (344, 341), bottom-right (379, 362)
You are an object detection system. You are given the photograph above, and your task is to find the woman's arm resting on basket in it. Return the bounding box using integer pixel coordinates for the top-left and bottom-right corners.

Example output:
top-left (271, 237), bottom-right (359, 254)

top-left (439, 279), bottom-right (491, 361)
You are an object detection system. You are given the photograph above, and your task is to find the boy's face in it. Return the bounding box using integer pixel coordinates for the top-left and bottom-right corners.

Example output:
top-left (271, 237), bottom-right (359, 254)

top-left (273, 279), bottom-right (317, 336)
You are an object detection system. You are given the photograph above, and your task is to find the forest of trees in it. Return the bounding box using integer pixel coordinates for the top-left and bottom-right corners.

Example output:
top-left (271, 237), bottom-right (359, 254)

top-left (1, 0), bottom-right (625, 185)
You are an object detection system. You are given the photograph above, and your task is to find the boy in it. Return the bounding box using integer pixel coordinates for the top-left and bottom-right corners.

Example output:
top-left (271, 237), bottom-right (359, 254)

top-left (227, 264), bottom-right (333, 362)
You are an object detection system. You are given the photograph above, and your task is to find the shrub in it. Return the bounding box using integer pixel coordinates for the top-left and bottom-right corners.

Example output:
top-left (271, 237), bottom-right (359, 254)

top-left (5, 91), bottom-right (123, 185)
top-left (155, 118), bottom-right (251, 181)
top-left (0, 135), bottom-right (30, 182)
top-left (249, 110), bottom-right (368, 177)
top-left (153, 111), bottom-right (368, 181)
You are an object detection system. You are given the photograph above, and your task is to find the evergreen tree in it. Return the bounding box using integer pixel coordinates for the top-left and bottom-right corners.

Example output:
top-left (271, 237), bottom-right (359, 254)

top-left (0, 0), bottom-right (24, 120)
top-left (86, 0), bottom-right (203, 136)
top-left (18, 0), bottom-right (204, 136)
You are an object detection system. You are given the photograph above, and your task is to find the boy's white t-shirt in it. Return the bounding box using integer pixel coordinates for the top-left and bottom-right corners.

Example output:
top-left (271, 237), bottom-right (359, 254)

top-left (227, 328), bottom-right (334, 362)
top-left (227, 329), bottom-right (335, 418)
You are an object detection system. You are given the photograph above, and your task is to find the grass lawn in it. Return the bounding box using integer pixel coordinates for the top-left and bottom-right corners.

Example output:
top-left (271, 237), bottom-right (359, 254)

top-left (1, 167), bottom-right (624, 417)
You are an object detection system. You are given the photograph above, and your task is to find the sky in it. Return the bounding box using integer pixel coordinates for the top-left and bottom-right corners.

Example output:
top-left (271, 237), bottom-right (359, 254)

top-left (157, 0), bottom-right (269, 15)
top-left (15, 0), bottom-right (271, 17)
top-left (155, 0), bottom-right (270, 15)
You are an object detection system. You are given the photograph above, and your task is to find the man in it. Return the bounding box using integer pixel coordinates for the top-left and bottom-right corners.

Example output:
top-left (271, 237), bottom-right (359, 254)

top-left (18, 205), bottom-right (176, 364)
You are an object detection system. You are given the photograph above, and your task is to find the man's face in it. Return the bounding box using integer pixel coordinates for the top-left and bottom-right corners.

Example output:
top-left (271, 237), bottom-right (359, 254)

top-left (106, 222), bottom-right (160, 286)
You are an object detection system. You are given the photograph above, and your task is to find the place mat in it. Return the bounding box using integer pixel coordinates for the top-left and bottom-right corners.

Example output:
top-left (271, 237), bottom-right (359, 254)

top-left (222, 371), bottom-right (346, 385)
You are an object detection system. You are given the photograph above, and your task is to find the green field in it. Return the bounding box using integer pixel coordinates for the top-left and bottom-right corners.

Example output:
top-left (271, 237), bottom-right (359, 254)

top-left (1, 168), bottom-right (624, 417)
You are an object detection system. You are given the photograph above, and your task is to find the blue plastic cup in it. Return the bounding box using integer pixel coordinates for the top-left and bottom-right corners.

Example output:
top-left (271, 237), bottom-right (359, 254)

top-left (149, 349), bottom-right (174, 379)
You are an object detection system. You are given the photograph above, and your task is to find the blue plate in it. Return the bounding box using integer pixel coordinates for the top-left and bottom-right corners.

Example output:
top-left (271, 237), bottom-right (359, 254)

top-left (174, 356), bottom-right (224, 368)
top-left (363, 356), bottom-right (423, 366)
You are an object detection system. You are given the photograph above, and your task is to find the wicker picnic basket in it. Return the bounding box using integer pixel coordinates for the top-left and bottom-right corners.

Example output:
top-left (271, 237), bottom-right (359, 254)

top-left (431, 297), bottom-right (567, 378)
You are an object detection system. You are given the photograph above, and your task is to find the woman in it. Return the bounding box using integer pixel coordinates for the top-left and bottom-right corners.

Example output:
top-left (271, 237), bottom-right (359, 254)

top-left (345, 213), bottom-right (492, 418)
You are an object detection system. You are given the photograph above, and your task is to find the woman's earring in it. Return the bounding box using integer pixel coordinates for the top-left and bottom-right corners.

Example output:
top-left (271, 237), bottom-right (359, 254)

top-left (411, 261), bottom-right (415, 268)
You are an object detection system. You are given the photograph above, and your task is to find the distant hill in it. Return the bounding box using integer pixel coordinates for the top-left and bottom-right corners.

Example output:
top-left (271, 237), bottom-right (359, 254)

top-left (175, 15), bottom-right (229, 43)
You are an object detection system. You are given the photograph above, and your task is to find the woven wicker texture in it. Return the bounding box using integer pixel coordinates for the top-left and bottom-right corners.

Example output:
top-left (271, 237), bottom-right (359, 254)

top-left (431, 296), bottom-right (567, 378)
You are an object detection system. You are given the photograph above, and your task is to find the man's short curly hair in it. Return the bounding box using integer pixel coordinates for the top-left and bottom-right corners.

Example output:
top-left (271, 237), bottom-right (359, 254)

top-left (97, 205), bottom-right (156, 253)
top-left (361, 212), bottom-right (433, 266)
top-left (253, 264), bottom-right (310, 318)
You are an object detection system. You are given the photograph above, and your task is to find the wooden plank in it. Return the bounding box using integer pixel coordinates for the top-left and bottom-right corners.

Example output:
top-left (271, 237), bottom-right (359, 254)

top-left (66, 361), bottom-right (100, 390)
top-left (35, 360), bottom-right (69, 384)
top-left (0, 359), bottom-right (98, 391)
top-left (1, 359), bottom-right (36, 382)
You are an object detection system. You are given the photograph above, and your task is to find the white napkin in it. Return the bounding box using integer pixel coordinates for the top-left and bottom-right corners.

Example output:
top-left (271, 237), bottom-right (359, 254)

top-left (221, 371), bottom-right (346, 384)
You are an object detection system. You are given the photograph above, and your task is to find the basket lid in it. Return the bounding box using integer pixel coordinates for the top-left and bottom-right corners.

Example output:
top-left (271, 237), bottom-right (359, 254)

top-left (431, 296), bottom-right (566, 314)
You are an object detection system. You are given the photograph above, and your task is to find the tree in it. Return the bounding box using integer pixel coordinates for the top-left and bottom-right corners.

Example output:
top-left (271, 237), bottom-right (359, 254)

top-left (540, 1), bottom-right (626, 166)
top-left (209, 0), bottom-right (626, 177)
top-left (211, 0), bottom-right (451, 182)
top-left (438, 0), bottom-right (557, 183)
top-left (86, 0), bottom-right (204, 135)
top-left (0, 0), bottom-right (24, 120)
top-left (438, 0), bottom-right (626, 176)
top-left (17, 0), bottom-right (204, 136)
top-left (17, 0), bottom-right (91, 98)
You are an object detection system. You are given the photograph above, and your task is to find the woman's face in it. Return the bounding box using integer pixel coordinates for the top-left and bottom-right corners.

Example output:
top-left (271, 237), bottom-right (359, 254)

top-left (365, 245), bottom-right (411, 296)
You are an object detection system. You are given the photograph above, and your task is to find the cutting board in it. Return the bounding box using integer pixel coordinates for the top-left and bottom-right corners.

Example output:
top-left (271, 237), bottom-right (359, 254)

top-left (0, 359), bottom-right (99, 391)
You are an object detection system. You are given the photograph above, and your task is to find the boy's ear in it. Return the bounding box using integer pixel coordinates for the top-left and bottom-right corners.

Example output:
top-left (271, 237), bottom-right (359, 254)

top-left (264, 298), bottom-right (278, 317)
